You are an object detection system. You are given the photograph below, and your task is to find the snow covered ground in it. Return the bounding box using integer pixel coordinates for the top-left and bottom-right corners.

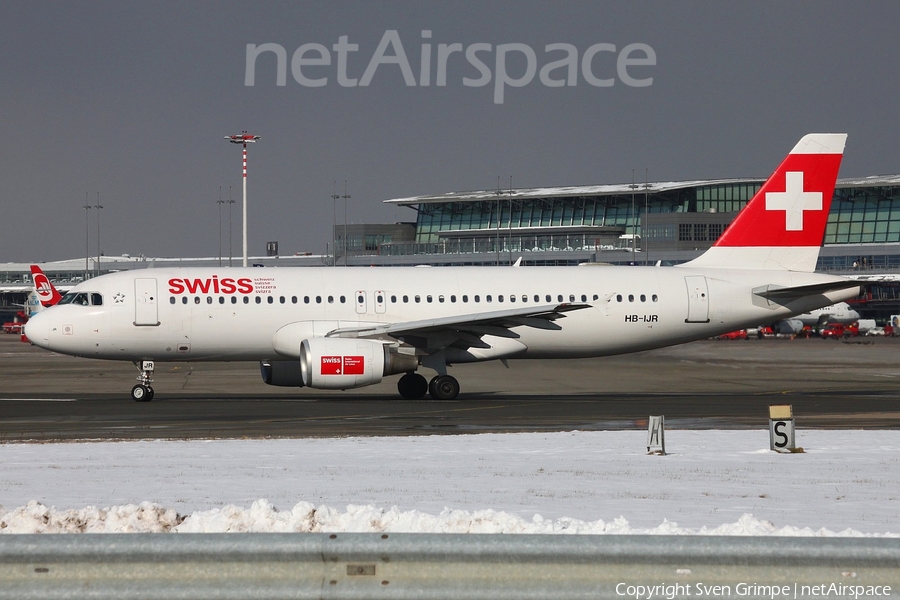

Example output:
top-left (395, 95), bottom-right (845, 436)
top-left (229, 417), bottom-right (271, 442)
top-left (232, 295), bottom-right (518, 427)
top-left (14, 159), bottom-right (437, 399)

top-left (0, 430), bottom-right (898, 536)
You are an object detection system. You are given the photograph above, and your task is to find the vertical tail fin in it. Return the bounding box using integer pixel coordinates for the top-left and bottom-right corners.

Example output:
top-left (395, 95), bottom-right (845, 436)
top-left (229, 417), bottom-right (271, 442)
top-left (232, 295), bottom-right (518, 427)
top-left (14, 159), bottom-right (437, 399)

top-left (680, 133), bottom-right (846, 271)
top-left (30, 265), bottom-right (63, 307)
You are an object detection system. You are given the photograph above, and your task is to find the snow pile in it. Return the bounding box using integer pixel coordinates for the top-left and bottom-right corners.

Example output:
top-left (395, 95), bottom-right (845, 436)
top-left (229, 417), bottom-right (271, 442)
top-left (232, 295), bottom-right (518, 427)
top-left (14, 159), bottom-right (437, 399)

top-left (1, 499), bottom-right (892, 536)
top-left (1, 430), bottom-right (898, 535)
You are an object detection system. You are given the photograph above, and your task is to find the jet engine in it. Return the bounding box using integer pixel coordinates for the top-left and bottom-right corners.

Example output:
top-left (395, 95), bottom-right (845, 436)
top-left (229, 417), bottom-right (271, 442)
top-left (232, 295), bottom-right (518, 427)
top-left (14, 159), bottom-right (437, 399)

top-left (293, 338), bottom-right (418, 390)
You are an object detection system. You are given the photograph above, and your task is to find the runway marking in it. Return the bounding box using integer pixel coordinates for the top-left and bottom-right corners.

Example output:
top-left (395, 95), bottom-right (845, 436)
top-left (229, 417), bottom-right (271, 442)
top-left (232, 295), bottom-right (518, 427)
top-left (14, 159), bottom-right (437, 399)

top-left (0, 398), bottom-right (77, 402)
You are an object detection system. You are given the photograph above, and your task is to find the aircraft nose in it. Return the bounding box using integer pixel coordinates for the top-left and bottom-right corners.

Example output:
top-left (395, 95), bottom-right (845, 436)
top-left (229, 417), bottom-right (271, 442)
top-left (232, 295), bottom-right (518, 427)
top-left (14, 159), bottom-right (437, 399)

top-left (24, 312), bottom-right (51, 349)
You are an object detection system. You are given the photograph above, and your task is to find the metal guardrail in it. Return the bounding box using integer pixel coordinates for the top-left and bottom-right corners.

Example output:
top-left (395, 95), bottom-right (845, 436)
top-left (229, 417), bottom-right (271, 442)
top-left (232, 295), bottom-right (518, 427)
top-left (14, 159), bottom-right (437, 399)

top-left (0, 533), bottom-right (897, 600)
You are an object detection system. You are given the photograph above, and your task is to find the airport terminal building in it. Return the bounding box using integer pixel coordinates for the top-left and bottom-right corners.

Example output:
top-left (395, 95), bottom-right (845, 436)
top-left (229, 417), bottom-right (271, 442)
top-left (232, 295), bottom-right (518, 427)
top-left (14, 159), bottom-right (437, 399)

top-left (376, 174), bottom-right (900, 271)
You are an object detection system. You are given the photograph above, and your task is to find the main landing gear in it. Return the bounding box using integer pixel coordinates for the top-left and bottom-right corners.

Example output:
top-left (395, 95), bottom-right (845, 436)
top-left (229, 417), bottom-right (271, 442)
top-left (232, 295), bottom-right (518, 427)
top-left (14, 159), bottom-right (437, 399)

top-left (396, 372), bottom-right (460, 400)
top-left (131, 360), bottom-right (155, 402)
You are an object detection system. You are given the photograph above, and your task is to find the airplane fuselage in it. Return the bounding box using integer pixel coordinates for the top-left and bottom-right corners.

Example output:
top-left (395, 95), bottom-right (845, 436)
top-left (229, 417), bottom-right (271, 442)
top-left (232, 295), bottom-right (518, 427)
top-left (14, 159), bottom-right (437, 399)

top-left (28, 265), bottom-right (856, 363)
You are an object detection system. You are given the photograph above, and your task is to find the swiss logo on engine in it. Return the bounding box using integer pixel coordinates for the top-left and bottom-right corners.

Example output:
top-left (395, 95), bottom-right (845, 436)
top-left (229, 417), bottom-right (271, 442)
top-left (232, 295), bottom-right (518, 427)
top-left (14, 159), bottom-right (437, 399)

top-left (320, 355), bottom-right (365, 375)
top-left (321, 356), bottom-right (343, 375)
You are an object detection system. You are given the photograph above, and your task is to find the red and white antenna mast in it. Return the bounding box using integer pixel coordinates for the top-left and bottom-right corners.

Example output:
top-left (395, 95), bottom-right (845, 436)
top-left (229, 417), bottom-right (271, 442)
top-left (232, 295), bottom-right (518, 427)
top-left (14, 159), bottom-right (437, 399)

top-left (224, 131), bottom-right (261, 267)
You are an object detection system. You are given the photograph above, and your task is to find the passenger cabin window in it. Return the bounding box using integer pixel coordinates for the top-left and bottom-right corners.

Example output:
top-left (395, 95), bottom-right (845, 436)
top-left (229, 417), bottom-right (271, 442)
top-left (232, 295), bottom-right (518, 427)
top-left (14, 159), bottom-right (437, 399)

top-left (255, 296), bottom-right (262, 304)
top-left (182, 297), bottom-right (188, 305)
top-left (170, 297), bottom-right (176, 304)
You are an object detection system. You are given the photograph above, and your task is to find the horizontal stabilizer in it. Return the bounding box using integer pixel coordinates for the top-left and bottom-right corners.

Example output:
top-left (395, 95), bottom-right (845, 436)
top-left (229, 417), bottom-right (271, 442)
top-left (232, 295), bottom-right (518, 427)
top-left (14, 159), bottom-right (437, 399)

top-left (753, 281), bottom-right (862, 300)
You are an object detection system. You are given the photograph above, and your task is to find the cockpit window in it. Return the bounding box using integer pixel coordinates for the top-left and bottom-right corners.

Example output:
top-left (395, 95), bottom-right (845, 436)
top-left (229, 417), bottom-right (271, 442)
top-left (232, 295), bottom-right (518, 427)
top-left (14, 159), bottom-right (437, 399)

top-left (58, 292), bottom-right (77, 305)
top-left (57, 292), bottom-right (100, 306)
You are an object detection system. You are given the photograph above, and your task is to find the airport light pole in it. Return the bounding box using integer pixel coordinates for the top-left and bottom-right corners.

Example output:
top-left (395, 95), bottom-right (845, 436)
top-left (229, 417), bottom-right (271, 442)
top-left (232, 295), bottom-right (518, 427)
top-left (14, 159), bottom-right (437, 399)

top-left (331, 181), bottom-right (339, 267)
top-left (82, 194), bottom-right (91, 280)
top-left (216, 187), bottom-right (225, 267)
top-left (224, 132), bottom-right (261, 267)
top-left (629, 172), bottom-right (638, 265)
top-left (341, 181), bottom-right (350, 266)
top-left (227, 186), bottom-right (235, 267)
top-left (94, 192), bottom-right (103, 277)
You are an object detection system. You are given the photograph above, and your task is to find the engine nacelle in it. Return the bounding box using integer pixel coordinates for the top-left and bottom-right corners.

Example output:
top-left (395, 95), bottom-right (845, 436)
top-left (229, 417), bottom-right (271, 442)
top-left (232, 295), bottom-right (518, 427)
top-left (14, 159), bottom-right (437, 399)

top-left (260, 361), bottom-right (304, 387)
top-left (300, 338), bottom-right (418, 390)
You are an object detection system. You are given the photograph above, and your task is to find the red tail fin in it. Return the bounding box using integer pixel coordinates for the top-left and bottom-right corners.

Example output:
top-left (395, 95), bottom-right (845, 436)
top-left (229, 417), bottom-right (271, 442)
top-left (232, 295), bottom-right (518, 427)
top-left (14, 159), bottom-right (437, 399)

top-left (681, 134), bottom-right (846, 271)
top-left (30, 265), bottom-right (63, 307)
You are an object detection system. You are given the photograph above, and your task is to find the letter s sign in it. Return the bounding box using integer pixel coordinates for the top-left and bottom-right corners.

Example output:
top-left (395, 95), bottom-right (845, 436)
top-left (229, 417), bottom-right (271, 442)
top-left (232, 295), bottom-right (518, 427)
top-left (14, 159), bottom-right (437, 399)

top-left (773, 421), bottom-right (788, 448)
top-left (769, 419), bottom-right (795, 452)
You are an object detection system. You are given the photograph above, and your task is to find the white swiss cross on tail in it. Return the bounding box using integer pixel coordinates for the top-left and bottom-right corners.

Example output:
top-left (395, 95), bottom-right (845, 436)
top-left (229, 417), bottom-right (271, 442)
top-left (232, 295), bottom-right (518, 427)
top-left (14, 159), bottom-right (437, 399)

top-left (765, 171), bottom-right (822, 231)
top-left (682, 133), bottom-right (846, 272)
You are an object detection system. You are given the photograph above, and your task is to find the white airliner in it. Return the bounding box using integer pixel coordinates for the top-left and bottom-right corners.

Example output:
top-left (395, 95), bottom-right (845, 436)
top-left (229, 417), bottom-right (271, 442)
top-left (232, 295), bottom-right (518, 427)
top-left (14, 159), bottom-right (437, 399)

top-left (772, 301), bottom-right (861, 334)
top-left (25, 134), bottom-right (861, 402)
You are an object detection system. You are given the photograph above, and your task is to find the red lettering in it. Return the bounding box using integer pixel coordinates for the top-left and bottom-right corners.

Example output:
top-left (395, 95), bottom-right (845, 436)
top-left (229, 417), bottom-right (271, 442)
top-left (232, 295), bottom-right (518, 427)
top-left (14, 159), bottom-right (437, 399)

top-left (237, 278), bottom-right (254, 294)
top-left (166, 276), bottom-right (253, 295)
top-left (184, 278), bottom-right (212, 294)
top-left (168, 278), bottom-right (185, 294)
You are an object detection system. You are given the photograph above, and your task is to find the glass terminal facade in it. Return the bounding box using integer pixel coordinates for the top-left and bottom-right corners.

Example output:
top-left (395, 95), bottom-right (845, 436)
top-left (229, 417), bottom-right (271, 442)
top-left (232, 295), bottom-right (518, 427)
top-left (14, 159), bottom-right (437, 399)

top-left (384, 176), bottom-right (900, 268)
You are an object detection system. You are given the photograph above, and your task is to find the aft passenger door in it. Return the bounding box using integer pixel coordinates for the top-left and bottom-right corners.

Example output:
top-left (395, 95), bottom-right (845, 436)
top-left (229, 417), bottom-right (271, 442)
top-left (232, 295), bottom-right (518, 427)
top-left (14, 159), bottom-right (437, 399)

top-left (684, 276), bottom-right (709, 323)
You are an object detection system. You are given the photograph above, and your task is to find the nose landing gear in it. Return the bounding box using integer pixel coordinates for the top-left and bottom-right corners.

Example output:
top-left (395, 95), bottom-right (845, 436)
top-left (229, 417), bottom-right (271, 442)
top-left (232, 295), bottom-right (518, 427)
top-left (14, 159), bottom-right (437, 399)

top-left (131, 360), bottom-right (155, 402)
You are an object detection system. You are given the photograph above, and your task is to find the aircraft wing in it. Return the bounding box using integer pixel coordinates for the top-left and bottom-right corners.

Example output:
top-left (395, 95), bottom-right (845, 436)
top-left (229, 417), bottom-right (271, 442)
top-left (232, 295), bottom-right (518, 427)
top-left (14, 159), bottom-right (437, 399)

top-left (326, 303), bottom-right (591, 350)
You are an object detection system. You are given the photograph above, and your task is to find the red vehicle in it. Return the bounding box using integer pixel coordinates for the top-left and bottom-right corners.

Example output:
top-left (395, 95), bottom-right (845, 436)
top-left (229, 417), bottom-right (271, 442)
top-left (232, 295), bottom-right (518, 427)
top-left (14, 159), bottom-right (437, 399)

top-left (820, 322), bottom-right (858, 339)
top-left (717, 329), bottom-right (749, 340)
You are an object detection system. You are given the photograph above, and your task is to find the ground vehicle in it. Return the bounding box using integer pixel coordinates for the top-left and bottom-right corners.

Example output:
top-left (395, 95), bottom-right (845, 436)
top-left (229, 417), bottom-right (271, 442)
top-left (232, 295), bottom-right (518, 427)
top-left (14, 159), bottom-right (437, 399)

top-left (820, 322), bottom-right (857, 339)
top-left (717, 329), bottom-right (748, 340)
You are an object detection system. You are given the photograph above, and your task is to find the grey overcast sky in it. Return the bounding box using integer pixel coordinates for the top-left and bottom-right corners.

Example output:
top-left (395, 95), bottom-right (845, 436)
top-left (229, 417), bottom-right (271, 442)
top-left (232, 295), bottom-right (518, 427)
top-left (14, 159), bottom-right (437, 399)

top-left (2, 1), bottom-right (898, 263)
